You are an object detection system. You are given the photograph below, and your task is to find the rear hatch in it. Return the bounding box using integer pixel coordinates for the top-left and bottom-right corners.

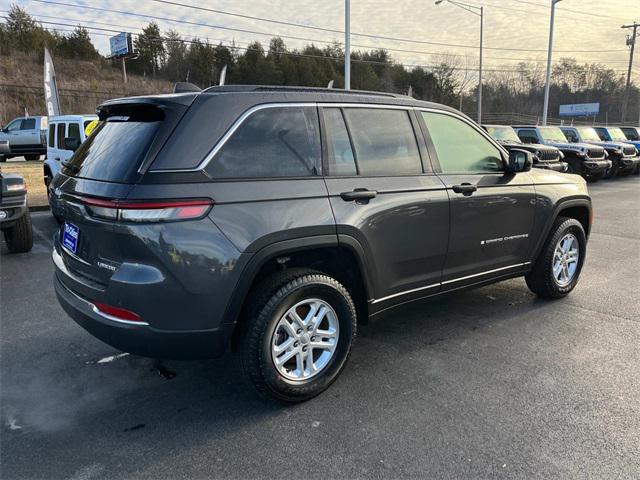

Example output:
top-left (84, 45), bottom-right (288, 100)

top-left (52, 95), bottom-right (195, 286)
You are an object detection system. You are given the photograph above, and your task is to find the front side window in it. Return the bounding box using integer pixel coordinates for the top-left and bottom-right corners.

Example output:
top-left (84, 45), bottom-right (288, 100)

top-left (324, 108), bottom-right (357, 176)
top-left (5, 119), bottom-right (21, 132)
top-left (207, 107), bottom-right (321, 178)
top-left (48, 123), bottom-right (56, 147)
top-left (422, 112), bottom-right (503, 173)
top-left (21, 118), bottom-right (36, 130)
top-left (56, 123), bottom-right (66, 150)
top-left (343, 108), bottom-right (422, 176)
top-left (561, 129), bottom-right (579, 143)
top-left (517, 129), bottom-right (539, 144)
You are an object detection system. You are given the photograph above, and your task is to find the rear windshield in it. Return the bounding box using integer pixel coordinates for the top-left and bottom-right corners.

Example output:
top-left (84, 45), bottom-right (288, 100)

top-left (62, 107), bottom-right (162, 183)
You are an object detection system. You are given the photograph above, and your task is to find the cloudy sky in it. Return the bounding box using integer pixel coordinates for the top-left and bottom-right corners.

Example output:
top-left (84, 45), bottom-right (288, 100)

top-left (2, 0), bottom-right (638, 81)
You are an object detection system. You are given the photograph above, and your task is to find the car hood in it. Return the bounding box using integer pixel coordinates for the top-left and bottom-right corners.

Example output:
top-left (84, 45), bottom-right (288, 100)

top-left (544, 141), bottom-right (604, 154)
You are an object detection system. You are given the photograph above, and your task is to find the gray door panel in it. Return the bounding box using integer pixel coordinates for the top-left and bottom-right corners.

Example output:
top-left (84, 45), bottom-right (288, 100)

top-left (437, 172), bottom-right (536, 283)
top-left (325, 175), bottom-right (449, 302)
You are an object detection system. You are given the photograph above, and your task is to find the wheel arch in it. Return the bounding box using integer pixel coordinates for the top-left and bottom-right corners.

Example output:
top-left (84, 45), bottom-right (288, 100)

top-left (227, 235), bottom-right (373, 351)
top-left (531, 198), bottom-right (592, 264)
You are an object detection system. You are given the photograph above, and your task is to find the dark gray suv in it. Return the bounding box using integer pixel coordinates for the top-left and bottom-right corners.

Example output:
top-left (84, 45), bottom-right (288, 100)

top-left (51, 86), bottom-right (592, 401)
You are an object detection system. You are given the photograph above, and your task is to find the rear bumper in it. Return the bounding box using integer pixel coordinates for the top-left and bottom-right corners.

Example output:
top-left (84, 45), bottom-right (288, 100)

top-left (53, 248), bottom-right (233, 360)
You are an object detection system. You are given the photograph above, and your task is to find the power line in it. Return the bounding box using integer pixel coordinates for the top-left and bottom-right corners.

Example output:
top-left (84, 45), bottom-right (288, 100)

top-left (10, 15), bottom-right (632, 76)
top-left (28, 0), bottom-right (628, 53)
top-left (15, 10), bottom-right (632, 70)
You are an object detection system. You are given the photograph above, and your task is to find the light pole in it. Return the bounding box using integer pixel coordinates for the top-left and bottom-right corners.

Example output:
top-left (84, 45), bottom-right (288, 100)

top-left (435, 0), bottom-right (483, 124)
top-left (542, 0), bottom-right (563, 126)
top-left (345, 0), bottom-right (351, 90)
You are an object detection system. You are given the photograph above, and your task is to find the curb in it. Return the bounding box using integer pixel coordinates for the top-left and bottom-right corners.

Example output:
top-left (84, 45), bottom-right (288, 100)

top-left (30, 205), bottom-right (50, 212)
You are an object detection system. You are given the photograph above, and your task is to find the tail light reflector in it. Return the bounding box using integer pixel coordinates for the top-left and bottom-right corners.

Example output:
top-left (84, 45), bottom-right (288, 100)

top-left (83, 198), bottom-right (212, 222)
top-left (92, 301), bottom-right (145, 324)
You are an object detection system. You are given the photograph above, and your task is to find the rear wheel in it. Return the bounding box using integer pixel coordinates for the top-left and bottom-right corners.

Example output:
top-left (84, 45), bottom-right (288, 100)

top-left (526, 216), bottom-right (586, 299)
top-left (0, 155), bottom-right (6, 163)
top-left (4, 210), bottom-right (34, 253)
top-left (24, 154), bottom-right (40, 161)
top-left (240, 268), bottom-right (357, 402)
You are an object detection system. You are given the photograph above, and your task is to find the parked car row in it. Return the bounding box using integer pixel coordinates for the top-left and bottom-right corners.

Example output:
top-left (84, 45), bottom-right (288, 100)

top-left (483, 125), bottom-right (640, 182)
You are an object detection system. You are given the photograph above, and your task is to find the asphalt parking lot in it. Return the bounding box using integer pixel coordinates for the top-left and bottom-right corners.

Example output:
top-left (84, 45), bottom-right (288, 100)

top-left (1, 176), bottom-right (639, 479)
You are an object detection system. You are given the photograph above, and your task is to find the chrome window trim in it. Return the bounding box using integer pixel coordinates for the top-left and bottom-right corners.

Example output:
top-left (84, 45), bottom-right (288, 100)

top-left (149, 102), bottom-right (416, 173)
top-left (370, 262), bottom-right (530, 304)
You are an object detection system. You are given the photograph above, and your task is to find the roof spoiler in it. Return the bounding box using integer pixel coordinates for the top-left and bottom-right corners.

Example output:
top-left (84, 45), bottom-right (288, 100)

top-left (173, 82), bottom-right (202, 94)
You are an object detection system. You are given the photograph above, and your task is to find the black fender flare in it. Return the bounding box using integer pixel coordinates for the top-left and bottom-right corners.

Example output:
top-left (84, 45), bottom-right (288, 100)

top-left (223, 234), bottom-right (375, 328)
top-left (530, 197), bottom-right (592, 264)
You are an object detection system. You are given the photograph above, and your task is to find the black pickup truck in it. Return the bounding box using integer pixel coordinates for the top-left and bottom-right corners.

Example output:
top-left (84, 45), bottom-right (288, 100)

top-left (483, 125), bottom-right (567, 172)
top-left (1, 172), bottom-right (33, 253)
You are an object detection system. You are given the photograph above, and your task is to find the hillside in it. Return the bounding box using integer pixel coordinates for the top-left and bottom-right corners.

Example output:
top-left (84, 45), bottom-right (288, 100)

top-left (0, 53), bottom-right (173, 124)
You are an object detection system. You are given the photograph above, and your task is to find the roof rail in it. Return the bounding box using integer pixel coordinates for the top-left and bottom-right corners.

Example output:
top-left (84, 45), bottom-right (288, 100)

top-left (202, 84), bottom-right (401, 98)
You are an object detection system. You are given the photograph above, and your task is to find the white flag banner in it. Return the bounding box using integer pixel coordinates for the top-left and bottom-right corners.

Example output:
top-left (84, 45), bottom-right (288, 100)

top-left (44, 47), bottom-right (61, 117)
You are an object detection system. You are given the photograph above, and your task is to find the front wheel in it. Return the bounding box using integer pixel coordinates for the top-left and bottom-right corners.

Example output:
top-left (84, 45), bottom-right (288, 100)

top-left (4, 210), bottom-right (34, 253)
top-left (525, 216), bottom-right (586, 299)
top-left (240, 268), bottom-right (357, 402)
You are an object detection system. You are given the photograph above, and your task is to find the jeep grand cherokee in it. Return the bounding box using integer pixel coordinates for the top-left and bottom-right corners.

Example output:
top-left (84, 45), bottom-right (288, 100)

top-left (51, 86), bottom-right (592, 401)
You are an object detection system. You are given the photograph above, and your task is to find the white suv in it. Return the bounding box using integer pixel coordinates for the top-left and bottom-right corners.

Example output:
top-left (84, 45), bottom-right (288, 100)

top-left (44, 114), bottom-right (97, 188)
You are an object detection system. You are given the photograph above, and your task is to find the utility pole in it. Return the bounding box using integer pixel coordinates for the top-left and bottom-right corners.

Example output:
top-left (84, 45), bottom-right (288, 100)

top-left (121, 57), bottom-right (128, 84)
top-left (621, 21), bottom-right (639, 123)
top-left (434, 0), bottom-right (484, 123)
top-left (345, 0), bottom-right (351, 90)
top-left (543, 0), bottom-right (563, 126)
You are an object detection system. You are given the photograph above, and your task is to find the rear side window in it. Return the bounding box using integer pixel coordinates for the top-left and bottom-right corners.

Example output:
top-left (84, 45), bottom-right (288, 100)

top-left (48, 123), bottom-right (55, 147)
top-left (517, 129), bottom-right (539, 143)
top-left (421, 112), bottom-right (503, 174)
top-left (562, 129), bottom-right (578, 143)
top-left (57, 123), bottom-right (66, 149)
top-left (324, 108), bottom-right (357, 176)
top-left (63, 106), bottom-right (163, 182)
top-left (68, 123), bottom-right (81, 142)
top-left (21, 118), bottom-right (36, 130)
top-left (206, 107), bottom-right (321, 178)
top-left (343, 108), bottom-right (422, 176)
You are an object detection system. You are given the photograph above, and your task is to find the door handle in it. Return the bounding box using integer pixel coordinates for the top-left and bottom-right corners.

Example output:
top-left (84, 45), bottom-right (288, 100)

top-left (340, 188), bottom-right (377, 202)
top-left (451, 183), bottom-right (477, 195)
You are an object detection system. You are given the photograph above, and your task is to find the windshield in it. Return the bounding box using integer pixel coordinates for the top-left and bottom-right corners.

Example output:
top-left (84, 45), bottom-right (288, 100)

top-left (539, 127), bottom-right (568, 142)
top-left (607, 128), bottom-right (627, 141)
top-left (576, 127), bottom-right (602, 142)
top-left (486, 126), bottom-right (521, 143)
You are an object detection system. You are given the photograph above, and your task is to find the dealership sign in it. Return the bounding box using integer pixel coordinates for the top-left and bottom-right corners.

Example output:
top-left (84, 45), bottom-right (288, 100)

top-left (559, 103), bottom-right (600, 117)
top-left (110, 32), bottom-right (133, 58)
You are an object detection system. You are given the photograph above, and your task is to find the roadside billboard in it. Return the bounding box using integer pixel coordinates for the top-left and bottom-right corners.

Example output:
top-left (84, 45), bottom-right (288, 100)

top-left (559, 103), bottom-right (600, 117)
top-left (110, 32), bottom-right (133, 58)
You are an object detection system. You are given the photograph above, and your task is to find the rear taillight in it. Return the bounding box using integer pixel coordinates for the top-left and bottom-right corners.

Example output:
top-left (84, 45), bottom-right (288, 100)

top-left (83, 198), bottom-right (212, 223)
top-left (92, 301), bottom-right (146, 324)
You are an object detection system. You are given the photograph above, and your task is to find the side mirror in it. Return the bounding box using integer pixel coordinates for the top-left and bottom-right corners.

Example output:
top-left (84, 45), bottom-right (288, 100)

top-left (506, 149), bottom-right (533, 174)
top-left (64, 137), bottom-right (80, 152)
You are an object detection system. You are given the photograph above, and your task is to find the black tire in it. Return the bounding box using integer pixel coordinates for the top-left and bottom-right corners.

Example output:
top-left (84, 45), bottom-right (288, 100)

top-left (0, 155), bottom-right (6, 163)
top-left (586, 171), bottom-right (603, 182)
top-left (24, 154), bottom-right (40, 161)
top-left (4, 210), bottom-right (34, 253)
top-left (525, 216), bottom-right (586, 299)
top-left (240, 268), bottom-right (357, 402)
top-left (604, 161), bottom-right (618, 179)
